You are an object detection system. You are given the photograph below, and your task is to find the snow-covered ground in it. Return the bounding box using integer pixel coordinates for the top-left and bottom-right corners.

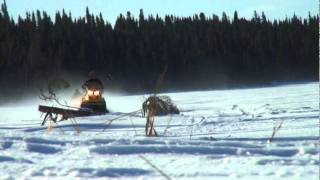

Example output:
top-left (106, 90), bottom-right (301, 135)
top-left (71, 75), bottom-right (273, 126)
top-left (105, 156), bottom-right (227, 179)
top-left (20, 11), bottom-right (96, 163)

top-left (0, 82), bottom-right (319, 179)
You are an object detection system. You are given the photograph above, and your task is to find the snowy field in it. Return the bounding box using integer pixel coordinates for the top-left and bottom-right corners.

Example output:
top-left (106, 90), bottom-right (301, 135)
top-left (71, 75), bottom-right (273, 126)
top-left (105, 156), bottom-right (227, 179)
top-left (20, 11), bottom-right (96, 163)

top-left (0, 82), bottom-right (319, 179)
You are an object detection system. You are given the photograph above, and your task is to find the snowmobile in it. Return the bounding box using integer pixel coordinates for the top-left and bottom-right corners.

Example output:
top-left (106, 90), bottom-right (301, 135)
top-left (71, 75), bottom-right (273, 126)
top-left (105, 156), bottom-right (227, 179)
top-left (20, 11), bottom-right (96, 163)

top-left (38, 87), bottom-right (109, 126)
top-left (80, 88), bottom-right (107, 112)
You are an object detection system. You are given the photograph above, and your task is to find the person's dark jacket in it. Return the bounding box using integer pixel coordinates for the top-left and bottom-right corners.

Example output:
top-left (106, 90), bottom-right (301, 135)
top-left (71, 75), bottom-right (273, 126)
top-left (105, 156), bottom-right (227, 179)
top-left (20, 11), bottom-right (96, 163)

top-left (82, 78), bottom-right (104, 90)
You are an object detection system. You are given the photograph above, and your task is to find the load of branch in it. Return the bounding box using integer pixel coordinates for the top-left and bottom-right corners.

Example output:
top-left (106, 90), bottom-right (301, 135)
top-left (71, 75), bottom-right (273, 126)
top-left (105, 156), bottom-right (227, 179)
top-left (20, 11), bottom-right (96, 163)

top-left (38, 78), bottom-right (79, 128)
top-left (38, 78), bottom-right (75, 109)
top-left (142, 95), bottom-right (180, 117)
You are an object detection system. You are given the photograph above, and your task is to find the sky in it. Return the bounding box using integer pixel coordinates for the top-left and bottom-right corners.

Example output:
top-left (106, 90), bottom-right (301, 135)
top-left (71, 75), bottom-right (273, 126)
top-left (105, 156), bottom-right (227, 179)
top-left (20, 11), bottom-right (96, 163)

top-left (6, 0), bottom-right (319, 25)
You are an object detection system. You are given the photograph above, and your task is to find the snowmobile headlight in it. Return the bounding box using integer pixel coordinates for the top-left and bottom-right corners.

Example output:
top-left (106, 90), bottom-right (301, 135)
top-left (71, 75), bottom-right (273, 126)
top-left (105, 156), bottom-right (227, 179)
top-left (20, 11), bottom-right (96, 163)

top-left (87, 90), bottom-right (94, 96)
top-left (94, 91), bottom-right (100, 96)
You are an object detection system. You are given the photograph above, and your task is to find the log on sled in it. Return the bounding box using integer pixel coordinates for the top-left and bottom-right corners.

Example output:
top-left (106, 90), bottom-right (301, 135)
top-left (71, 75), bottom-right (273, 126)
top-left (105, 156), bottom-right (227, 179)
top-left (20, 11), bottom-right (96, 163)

top-left (38, 105), bottom-right (108, 126)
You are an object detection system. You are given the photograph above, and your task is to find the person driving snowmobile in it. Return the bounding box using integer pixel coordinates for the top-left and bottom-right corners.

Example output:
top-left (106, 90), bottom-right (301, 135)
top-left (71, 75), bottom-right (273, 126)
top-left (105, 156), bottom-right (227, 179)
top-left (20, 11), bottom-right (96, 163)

top-left (82, 71), bottom-right (104, 91)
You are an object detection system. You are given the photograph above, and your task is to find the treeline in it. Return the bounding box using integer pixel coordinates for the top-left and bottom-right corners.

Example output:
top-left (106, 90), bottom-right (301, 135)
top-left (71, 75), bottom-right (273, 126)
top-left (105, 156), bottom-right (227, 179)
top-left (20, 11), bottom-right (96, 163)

top-left (0, 1), bottom-right (318, 95)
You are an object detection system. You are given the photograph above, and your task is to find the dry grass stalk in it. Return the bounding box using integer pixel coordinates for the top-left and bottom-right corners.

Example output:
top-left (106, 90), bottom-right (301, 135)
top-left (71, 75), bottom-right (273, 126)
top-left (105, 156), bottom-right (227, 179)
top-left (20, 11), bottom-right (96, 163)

top-left (102, 109), bottom-right (142, 132)
top-left (163, 114), bottom-right (173, 136)
top-left (47, 120), bottom-right (54, 132)
top-left (54, 122), bottom-right (66, 134)
top-left (153, 65), bottom-right (167, 95)
top-left (268, 120), bottom-right (284, 143)
top-left (129, 116), bottom-right (138, 136)
top-left (70, 118), bottom-right (81, 134)
top-left (189, 125), bottom-right (194, 140)
top-left (145, 107), bottom-right (157, 136)
top-left (138, 155), bottom-right (172, 180)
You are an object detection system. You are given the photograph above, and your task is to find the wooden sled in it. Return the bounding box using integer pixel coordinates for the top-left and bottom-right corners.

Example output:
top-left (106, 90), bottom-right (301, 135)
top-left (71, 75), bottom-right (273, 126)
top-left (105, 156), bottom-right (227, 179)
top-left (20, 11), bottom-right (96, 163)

top-left (38, 105), bottom-right (108, 126)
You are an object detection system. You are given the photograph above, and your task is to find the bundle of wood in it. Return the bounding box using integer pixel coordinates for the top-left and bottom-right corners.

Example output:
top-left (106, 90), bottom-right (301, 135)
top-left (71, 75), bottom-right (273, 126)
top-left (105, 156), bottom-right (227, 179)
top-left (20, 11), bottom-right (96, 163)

top-left (142, 95), bottom-right (180, 117)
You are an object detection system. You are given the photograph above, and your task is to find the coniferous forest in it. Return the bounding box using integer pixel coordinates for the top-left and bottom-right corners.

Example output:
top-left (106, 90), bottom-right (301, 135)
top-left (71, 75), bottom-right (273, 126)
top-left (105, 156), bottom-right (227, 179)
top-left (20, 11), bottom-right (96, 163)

top-left (0, 1), bottom-right (318, 97)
